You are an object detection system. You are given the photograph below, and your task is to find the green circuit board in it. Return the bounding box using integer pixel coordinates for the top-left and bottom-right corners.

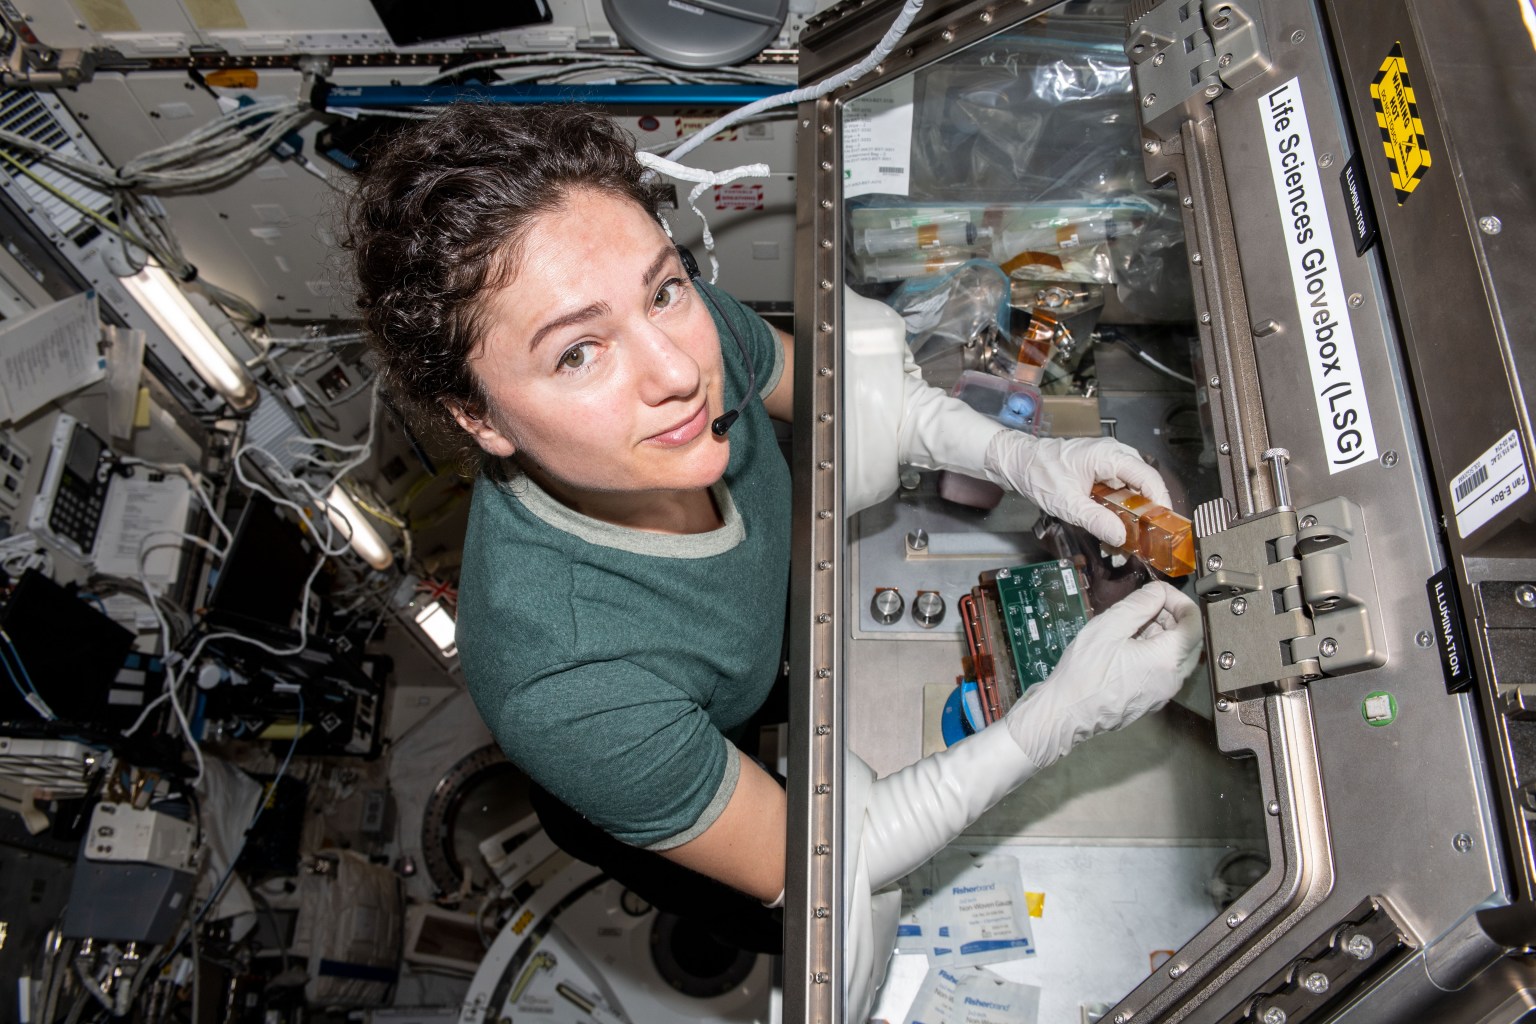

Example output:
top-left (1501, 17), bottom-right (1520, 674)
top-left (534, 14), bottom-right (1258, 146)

top-left (993, 559), bottom-right (1092, 691)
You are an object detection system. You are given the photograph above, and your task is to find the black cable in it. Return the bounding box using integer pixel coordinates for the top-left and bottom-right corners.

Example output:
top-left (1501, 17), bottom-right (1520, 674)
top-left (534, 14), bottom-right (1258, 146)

top-left (676, 246), bottom-right (756, 436)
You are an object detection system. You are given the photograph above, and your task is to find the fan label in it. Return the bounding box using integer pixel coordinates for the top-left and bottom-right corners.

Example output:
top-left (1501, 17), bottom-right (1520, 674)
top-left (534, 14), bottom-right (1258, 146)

top-left (1451, 429), bottom-right (1529, 538)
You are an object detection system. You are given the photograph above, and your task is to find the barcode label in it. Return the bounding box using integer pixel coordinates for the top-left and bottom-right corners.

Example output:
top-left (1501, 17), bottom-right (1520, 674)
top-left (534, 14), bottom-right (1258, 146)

top-left (1027, 620), bottom-right (1040, 642)
top-left (1452, 430), bottom-right (1529, 538)
top-left (878, 166), bottom-right (904, 174)
top-left (1454, 464), bottom-right (1488, 502)
top-left (1061, 568), bottom-right (1078, 596)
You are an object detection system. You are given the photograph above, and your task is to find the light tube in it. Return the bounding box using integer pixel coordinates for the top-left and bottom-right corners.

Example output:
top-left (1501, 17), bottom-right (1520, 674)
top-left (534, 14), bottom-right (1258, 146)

top-left (323, 484), bottom-right (394, 571)
top-left (119, 265), bottom-right (258, 410)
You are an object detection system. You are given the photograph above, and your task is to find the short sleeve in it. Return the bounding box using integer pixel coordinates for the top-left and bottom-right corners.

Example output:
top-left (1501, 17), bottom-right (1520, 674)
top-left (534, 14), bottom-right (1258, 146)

top-left (487, 659), bottom-right (739, 850)
top-left (698, 281), bottom-right (784, 401)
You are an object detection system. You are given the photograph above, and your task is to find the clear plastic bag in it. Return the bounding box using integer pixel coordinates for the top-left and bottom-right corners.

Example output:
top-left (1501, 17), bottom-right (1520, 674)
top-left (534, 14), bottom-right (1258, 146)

top-left (884, 258), bottom-right (1011, 366)
top-left (1108, 196), bottom-right (1196, 320)
top-left (909, 47), bottom-right (1142, 203)
top-left (847, 199), bottom-right (1153, 289)
top-left (880, 10), bottom-right (1190, 318)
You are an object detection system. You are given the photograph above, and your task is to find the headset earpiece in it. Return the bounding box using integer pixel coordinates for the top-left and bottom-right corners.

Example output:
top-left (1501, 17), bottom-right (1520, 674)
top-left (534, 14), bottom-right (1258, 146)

top-left (676, 244), bottom-right (757, 437)
top-left (676, 245), bottom-right (700, 281)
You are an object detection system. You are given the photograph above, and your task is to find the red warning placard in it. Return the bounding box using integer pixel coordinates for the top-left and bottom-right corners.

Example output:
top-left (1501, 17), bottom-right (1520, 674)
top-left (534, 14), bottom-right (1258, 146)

top-left (713, 184), bottom-right (764, 211)
top-left (675, 113), bottom-right (737, 140)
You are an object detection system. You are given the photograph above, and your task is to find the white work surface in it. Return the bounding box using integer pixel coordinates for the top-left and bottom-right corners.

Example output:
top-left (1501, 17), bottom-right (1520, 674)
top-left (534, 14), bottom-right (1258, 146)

top-left (869, 842), bottom-right (1235, 1024)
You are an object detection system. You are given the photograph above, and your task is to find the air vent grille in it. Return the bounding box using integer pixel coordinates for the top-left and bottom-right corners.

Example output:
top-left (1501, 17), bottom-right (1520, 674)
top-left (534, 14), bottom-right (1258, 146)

top-left (0, 90), bottom-right (114, 243)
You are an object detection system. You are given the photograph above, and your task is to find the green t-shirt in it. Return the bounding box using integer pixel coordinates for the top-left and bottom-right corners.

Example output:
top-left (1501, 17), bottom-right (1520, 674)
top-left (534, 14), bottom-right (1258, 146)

top-left (457, 283), bottom-right (790, 850)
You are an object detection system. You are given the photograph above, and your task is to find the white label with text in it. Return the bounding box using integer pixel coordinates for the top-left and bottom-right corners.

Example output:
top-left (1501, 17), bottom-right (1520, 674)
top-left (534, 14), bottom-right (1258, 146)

top-left (1259, 78), bottom-right (1378, 472)
top-left (1453, 429), bottom-right (1529, 538)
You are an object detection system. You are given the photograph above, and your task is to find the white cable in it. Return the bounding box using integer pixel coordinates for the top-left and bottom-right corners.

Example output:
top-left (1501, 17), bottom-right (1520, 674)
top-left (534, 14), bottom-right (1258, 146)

top-left (667, 0), bottom-right (925, 162)
top-left (128, 548), bottom-right (329, 784)
top-left (421, 51), bottom-right (789, 87)
top-left (123, 689), bottom-right (171, 737)
top-left (134, 531), bottom-right (224, 782)
top-left (123, 386), bottom-right (384, 782)
top-left (235, 382), bottom-right (381, 511)
top-left (1, 99), bottom-right (312, 193)
top-left (1124, 345), bottom-right (1195, 386)
top-left (636, 153), bottom-right (770, 282)
top-left (118, 459), bottom-right (235, 554)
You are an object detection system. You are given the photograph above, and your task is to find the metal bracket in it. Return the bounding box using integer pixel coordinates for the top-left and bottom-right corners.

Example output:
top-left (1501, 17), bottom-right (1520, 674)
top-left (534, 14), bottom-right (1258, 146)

top-left (1204, 0), bottom-right (1271, 91)
top-left (1194, 497), bottom-right (1312, 700)
top-left (1194, 451), bottom-right (1385, 701)
top-left (1126, 0), bottom-right (1272, 141)
top-left (1291, 496), bottom-right (1386, 677)
top-left (0, 45), bottom-right (96, 88)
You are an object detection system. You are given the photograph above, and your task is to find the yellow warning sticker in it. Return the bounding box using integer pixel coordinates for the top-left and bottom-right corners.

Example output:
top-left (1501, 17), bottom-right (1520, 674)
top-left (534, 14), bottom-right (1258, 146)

top-left (1370, 43), bottom-right (1431, 203)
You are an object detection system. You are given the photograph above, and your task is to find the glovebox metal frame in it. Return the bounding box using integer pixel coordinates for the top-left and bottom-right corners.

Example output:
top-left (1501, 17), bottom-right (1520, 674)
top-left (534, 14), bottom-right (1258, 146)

top-left (786, 0), bottom-right (1533, 1020)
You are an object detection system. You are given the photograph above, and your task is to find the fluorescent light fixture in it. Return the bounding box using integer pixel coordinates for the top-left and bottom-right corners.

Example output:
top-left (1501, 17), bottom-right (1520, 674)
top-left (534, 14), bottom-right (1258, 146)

top-left (413, 600), bottom-right (458, 658)
top-left (323, 484), bottom-right (394, 571)
top-left (119, 265), bottom-right (258, 410)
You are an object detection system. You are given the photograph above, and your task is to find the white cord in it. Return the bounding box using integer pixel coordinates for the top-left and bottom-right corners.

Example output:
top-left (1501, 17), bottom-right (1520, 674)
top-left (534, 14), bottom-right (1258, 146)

top-left (667, 0), bottom-right (925, 162)
top-left (636, 153), bottom-right (771, 282)
top-left (118, 459), bottom-right (235, 554)
top-left (132, 530), bottom-right (226, 782)
top-left (122, 385), bottom-right (385, 783)
top-left (632, 0), bottom-right (921, 275)
top-left (420, 52), bottom-right (789, 87)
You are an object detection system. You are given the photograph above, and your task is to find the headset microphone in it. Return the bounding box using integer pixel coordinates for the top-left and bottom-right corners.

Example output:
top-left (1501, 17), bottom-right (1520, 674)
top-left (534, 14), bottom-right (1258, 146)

top-left (677, 245), bottom-right (756, 436)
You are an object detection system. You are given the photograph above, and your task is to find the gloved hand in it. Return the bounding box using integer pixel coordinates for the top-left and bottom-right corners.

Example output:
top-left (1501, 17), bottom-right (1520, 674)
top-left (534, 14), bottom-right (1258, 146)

top-left (845, 580), bottom-right (1202, 1017)
top-left (842, 286), bottom-right (1171, 528)
top-left (858, 580), bottom-right (1202, 891)
top-left (983, 432), bottom-right (1173, 548)
top-left (890, 357), bottom-right (1172, 548)
top-left (1002, 579), bottom-right (1201, 769)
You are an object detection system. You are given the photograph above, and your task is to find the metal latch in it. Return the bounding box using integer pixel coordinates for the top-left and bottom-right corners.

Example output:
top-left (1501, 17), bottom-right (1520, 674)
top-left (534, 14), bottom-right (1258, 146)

top-left (1126, 0), bottom-right (1273, 140)
top-left (1193, 449), bottom-right (1387, 701)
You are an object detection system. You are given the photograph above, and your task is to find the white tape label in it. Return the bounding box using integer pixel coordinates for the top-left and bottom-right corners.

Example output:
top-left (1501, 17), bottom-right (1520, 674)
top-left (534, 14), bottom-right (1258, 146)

top-left (1259, 79), bottom-right (1379, 473)
top-left (1452, 429), bottom-right (1529, 538)
top-left (842, 77), bottom-right (913, 199)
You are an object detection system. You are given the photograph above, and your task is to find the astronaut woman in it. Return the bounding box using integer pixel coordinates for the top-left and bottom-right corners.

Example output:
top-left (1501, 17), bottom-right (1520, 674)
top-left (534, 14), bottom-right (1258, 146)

top-left (347, 104), bottom-right (1202, 991)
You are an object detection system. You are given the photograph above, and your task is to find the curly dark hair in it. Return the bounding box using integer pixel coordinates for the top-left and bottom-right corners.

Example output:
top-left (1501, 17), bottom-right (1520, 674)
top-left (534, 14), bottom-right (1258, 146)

top-left (344, 104), bottom-right (672, 475)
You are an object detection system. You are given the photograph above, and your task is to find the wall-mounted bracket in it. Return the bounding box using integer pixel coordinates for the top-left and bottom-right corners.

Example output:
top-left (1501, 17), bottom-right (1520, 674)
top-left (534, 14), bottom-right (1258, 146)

top-left (1126, 0), bottom-right (1272, 140)
top-left (1194, 484), bottom-right (1386, 702)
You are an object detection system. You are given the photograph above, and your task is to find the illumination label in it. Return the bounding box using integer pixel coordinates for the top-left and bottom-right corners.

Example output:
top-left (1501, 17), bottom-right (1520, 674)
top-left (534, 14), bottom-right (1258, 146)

top-left (1451, 429), bottom-right (1529, 538)
top-left (1260, 78), bottom-right (1378, 473)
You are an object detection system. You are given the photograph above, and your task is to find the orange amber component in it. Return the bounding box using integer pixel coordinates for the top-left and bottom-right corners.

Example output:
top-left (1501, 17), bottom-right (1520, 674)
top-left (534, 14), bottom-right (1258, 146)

top-left (1008, 311), bottom-right (1060, 385)
top-left (1091, 481), bottom-right (1196, 577)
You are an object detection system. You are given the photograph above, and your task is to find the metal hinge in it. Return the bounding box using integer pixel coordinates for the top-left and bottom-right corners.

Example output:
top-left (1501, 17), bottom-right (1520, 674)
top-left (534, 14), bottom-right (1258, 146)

top-left (1126, 0), bottom-right (1272, 140)
top-left (1194, 449), bottom-right (1387, 701)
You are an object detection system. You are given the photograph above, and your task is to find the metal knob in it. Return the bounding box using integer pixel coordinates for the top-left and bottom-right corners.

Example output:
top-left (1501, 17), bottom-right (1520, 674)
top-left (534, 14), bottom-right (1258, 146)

top-left (1261, 447), bottom-right (1293, 509)
top-left (871, 588), bottom-right (904, 625)
top-left (913, 591), bottom-right (946, 629)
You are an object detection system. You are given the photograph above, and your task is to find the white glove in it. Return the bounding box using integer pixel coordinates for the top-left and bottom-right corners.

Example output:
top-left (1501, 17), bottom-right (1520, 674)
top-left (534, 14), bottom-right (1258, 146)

top-left (859, 580), bottom-right (1201, 891)
top-left (844, 581), bottom-right (1201, 1016)
top-left (983, 432), bottom-right (1173, 548)
top-left (843, 287), bottom-right (1007, 513)
top-left (1001, 579), bottom-right (1201, 769)
top-left (842, 287), bottom-right (1173, 534)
